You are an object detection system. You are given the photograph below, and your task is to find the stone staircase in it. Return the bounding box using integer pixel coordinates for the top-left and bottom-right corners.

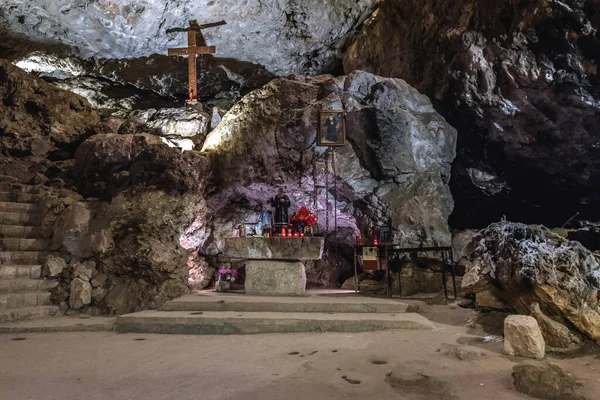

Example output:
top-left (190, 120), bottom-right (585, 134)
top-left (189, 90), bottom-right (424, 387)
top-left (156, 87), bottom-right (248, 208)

top-left (116, 292), bottom-right (435, 335)
top-left (0, 184), bottom-right (58, 323)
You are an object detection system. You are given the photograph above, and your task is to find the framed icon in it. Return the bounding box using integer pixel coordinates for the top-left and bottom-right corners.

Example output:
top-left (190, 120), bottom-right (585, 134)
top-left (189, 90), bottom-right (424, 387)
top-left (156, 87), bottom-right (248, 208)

top-left (317, 109), bottom-right (346, 146)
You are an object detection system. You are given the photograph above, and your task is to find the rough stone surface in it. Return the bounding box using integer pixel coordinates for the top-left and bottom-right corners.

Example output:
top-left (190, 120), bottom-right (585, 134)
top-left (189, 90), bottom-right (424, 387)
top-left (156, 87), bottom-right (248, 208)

top-left (462, 222), bottom-right (600, 342)
top-left (73, 261), bottom-right (97, 282)
top-left (530, 302), bottom-right (582, 353)
top-left (504, 315), bottom-right (546, 359)
top-left (245, 260), bottom-right (307, 296)
top-left (90, 273), bottom-right (108, 289)
top-left (52, 202), bottom-right (92, 258)
top-left (199, 71), bottom-right (457, 253)
top-left (512, 362), bottom-right (585, 400)
top-left (224, 238), bottom-right (324, 261)
top-left (476, 290), bottom-right (509, 310)
top-left (344, 1), bottom-right (600, 229)
top-left (69, 278), bottom-right (92, 310)
top-left (0, 59), bottom-right (100, 156)
top-left (44, 254), bottom-right (67, 278)
top-left (187, 256), bottom-right (215, 291)
top-left (0, 1), bottom-right (375, 75)
top-left (119, 107), bottom-right (211, 152)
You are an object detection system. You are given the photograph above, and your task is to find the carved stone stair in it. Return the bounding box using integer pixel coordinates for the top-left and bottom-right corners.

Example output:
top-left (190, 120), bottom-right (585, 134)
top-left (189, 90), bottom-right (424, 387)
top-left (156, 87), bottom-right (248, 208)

top-left (0, 183), bottom-right (58, 323)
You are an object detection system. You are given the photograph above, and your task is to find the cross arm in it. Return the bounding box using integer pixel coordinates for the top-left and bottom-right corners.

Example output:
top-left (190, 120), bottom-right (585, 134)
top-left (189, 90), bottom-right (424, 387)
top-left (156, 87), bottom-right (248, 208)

top-left (168, 46), bottom-right (216, 56)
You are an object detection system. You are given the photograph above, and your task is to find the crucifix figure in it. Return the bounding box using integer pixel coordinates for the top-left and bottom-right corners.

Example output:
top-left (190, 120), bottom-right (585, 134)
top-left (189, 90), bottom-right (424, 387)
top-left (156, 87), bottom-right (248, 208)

top-left (167, 20), bottom-right (226, 100)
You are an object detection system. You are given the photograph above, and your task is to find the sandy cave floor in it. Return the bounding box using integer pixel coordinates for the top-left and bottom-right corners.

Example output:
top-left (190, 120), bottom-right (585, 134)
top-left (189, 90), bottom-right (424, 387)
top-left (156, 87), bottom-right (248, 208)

top-left (1, 306), bottom-right (600, 400)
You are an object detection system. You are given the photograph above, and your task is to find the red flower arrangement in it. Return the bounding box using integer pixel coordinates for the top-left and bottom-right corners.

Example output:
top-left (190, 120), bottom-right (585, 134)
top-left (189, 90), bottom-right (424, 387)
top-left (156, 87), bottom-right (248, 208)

top-left (293, 206), bottom-right (318, 226)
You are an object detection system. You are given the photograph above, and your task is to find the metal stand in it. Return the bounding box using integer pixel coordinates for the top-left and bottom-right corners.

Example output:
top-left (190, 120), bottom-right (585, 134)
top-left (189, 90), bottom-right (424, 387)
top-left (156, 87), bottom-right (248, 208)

top-left (353, 245), bottom-right (457, 299)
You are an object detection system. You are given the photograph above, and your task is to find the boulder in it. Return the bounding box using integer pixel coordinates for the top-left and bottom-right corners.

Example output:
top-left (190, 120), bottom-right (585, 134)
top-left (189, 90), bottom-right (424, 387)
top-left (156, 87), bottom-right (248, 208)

top-left (530, 303), bottom-right (581, 352)
top-left (462, 222), bottom-right (600, 342)
top-left (69, 278), bottom-right (92, 310)
top-left (44, 254), bottom-right (67, 278)
top-left (245, 261), bottom-right (307, 296)
top-left (52, 202), bottom-right (92, 258)
top-left (72, 261), bottom-right (97, 282)
top-left (187, 256), bottom-right (215, 290)
top-left (512, 362), bottom-right (585, 400)
top-left (91, 286), bottom-right (108, 302)
top-left (504, 315), bottom-right (546, 359)
top-left (105, 282), bottom-right (131, 315)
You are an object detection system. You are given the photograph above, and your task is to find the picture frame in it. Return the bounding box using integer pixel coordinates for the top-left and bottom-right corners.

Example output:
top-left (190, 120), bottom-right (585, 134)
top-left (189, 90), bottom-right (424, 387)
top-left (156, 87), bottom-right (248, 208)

top-left (317, 109), bottom-right (346, 147)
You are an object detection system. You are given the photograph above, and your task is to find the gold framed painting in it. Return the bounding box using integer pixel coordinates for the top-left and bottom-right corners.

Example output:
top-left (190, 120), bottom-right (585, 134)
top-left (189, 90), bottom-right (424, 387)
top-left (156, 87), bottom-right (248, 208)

top-left (318, 109), bottom-right (346, 146)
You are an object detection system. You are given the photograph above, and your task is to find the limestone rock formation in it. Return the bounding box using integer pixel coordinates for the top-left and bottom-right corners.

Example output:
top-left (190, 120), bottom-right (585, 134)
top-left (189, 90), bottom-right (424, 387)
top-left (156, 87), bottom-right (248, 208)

top-left (344, 0), bottom-right (600, 229)
top-left (462, 222), bottom-right (600, 342)
top-left (504, 315), bottom-right (546, 359)
top-left (0, 59), bottom-right (100, 156)
top-left (118, 106), bottom-right (211, 152)
top-left (0, 0), bottom-right (375, 75)
top-left (200, 71), bottom-right (457, 256)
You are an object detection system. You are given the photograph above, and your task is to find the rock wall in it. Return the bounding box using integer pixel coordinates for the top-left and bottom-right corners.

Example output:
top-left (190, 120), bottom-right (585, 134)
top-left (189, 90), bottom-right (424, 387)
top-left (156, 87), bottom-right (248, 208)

top-left (344, 0), bottom-right (600, 229)
top-left (0, 59), bottom-right (100, 157)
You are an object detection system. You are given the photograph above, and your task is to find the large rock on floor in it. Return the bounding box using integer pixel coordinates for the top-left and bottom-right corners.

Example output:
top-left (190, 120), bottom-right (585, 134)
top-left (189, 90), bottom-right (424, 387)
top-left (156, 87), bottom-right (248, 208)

top-left (0, 59), bottom-right (100, 156)
top-left (504, 315), bottom-right (546, 359)
top-left (463, 222), bottom-right (600, 343)
top-left (245, 260), bottom-right (307, 296)
top-left (344, 1), bottom-right (600, 229)
top-left (512, 362), bottom-right (585, 400)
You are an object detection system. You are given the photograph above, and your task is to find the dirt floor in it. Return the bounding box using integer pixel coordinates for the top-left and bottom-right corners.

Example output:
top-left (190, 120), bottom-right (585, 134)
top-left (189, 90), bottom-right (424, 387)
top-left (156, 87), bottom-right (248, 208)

top-left (1, 305), bottom-right (599, 400)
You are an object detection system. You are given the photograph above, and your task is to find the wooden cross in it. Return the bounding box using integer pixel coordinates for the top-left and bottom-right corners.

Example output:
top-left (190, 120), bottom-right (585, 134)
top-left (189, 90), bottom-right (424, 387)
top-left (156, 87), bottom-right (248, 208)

top-left (167, 20), bottom-right (226, 100)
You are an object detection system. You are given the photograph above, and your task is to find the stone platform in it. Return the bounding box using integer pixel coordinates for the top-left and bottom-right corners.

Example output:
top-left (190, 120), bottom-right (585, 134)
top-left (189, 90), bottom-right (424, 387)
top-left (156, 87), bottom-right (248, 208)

top-left (114, 291), bottom-right (431, 335)
top-left (224, 237), bottom-right (324, 296)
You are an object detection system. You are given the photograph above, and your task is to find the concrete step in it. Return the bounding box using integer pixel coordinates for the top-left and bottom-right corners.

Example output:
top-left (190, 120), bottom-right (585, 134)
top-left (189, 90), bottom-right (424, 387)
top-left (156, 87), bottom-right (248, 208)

top-left (0, 201), bottom-right (39, 213)
top-left (0, 184), bottom-right (42, 194)
top-left (162, 294), bottom-right (416, 314)
top-left (0, 291), bottom-right (52, 310)
top-left (0, 305), bottom-right (58, 323)
top-left (0, 265), bottom-right (43, 279)
top-left (116, 311), bottom-right (435, 335)
top-left (0, 238), bottom-right (49, 251)
top-left (0, 279), bottom-right (58, 294)
top-left (0, 211), bottom-right (40, 226)
top-left (0, 192), bottom-right (40, 204)
top-left (0, 251), bottom-right (50, 264)
top-left (0, 225), bottom-right (41, 238)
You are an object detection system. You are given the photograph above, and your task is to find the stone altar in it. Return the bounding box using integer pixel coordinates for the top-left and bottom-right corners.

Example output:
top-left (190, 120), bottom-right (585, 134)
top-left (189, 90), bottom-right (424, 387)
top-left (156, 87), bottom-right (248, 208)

top-left (224, 237), bottom-right (324, 296)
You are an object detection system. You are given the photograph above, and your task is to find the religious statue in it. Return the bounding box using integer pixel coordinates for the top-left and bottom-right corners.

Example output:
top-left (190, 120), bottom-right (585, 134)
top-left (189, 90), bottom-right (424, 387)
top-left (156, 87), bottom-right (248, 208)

top-left (270, 188), bottom-right (291, 225)
top-left (324, 113), bottom-right (340, 142)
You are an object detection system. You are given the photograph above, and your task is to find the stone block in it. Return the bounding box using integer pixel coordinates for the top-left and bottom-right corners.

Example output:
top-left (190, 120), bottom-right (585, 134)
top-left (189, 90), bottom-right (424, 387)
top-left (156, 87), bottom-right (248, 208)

top-left (504, 315), bottom-right (546, 359)
top-left (245, 260), bottom-right (306, 296)
top-left (44, 254), bottom-right (67, 278)
top-left (224, 237), bottom-right (324, 261)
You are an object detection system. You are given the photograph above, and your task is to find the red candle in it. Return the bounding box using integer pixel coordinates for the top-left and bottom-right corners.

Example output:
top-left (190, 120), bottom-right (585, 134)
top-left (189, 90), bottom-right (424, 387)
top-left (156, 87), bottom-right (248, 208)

top-left (281, 227), bottom-right (286, 237)
top-left (374, 236), bottom-right (379, 245)
top-left (300, 233), bottom-right (305, 238)
top-left (288, 232), bottom-right (293, 238)
top-left (355, 236), bottom-right (360, 245)
top-left (294, 232), bottom-right (299, 238)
